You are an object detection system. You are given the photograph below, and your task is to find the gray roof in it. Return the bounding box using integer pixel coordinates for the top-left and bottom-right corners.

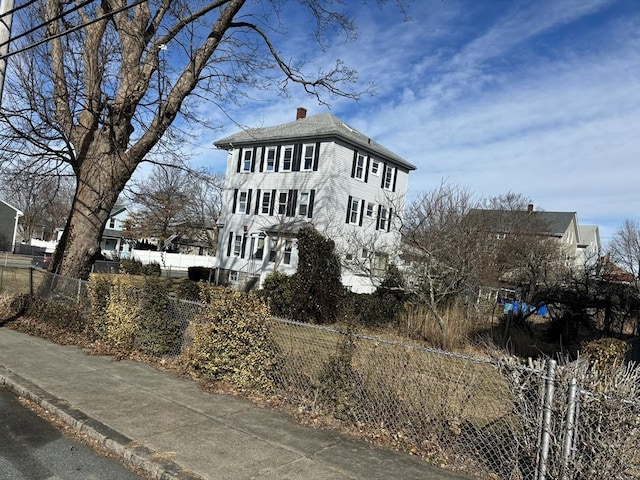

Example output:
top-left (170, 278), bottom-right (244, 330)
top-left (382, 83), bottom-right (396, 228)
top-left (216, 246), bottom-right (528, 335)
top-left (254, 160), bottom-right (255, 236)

top-left (214, 113), bottom-right (416, 171)
top-left (468, 209), bottom-right (577, 237)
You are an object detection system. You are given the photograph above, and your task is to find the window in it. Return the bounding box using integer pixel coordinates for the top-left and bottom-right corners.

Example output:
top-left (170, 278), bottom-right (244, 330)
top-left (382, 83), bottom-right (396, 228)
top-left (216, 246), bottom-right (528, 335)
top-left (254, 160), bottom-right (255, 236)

top-left (281, 146), bottom-right (293, 171)
top-left (229, 271), bottom-right (239, 282)
top-left (109, 218), bottom-right (116, 229)
top-left (345, 253), bottom-right (354, 262)
top-left (233, 234), bottom-right (243, 256)
top-left (373, 253), bottom-right (388, 276)
top-left (283, 241), bottom-right (293, 265)
top-left (378, 207), bottom-right (388, 230)
top-left (366, 203), bottom-right (375, 218)
top-left (348, 197), bottom-right (360, 224)
top-left (242, 149), bottom-right (253, 172)
top-left (238, 191), bottom-right (248, 213)
top-left (371, 160), bottom-right (380, 176)
top-left (261, 191), bottom-right (272, 215)
top-left (303, 144), bottom-right (315, 170)
top-left (355, 153), bottom-right (366, 180)
top-left (278, 192), bottom-right (288, 215)
top-left (383, 166), bottom-right (395, 190)
top-left (361, 248), bottom-right (369, 259)
top-left (265, 147), bottom-right (276, 172)
top-left (254, 235), bottom-right (265, 260)
top-left (299, 192), bottom-right (309, 216)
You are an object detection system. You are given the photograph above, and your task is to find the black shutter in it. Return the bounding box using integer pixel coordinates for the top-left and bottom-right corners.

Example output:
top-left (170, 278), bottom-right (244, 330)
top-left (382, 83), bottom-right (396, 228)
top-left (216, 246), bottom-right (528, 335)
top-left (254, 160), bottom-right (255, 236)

top-left (291, 189), bottom-right (298, 216)
top-left (251, 147), bottom-right (257, 172)
top-left (376, 205), bottom-right (382, 230)
top-left (381, 164), bottom-right (387, 188)
top-left (364, 156), bottom-right (370, 183)
top-left (260, 147), bottom-right (265, 172)
top-left (392, 167), bottom-right (397, 192)
top-left (286, 189), bottom-right (294, 217)
top-left (241, 234), bottom-right (247, 258)
top-left (254, 189), bottom-right (261, 214)
top-left (232, 189), bottom-right (238, 213)
top-left (293, 143), bottom-right (302, 171)
top-left (313, 142), bottom-right (320, 171)
top-left (307, 190), bottom-right (315, 218)
top-left (359, 199), bottom-right (365, 226)
top-left (269, 189), bottom-right (276, 216)
top-left (275, 146), bottom-right (281, 172)
top-left (387, 208), bottom-right (393, 232)
top-left (351, 151), bottom-right (357, 178)
top-left (246, 189), bottom-right (252, 214)
top-left (236, 149), bottom-right (243, 173)
top-left (227, 232), bottom-right (233, 256)
top-left (346, 196), bottom-right (353, 223)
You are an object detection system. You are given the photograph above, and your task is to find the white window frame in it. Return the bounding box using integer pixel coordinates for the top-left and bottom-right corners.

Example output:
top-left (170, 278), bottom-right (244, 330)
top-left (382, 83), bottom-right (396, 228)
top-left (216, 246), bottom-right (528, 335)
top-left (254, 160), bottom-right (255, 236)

top-left (371, 160), bottom-right (380, 176)
top-left (366, 202), bottom-right (375, 218)
top-left (281, 145), bottom-right (294, 171)
top-left (348, 197), bottom-right (360, 224)
top-left (261, 191), bottom-right (272, 215)
top-left (302, 144), bottom-right (315, 171)
top-left (109, 218), bottom-right (116, 229)
top-left (278, 191), bottom-right (288, 215)
top-left (383, 166), bottom-right (395, 190)
top-left (265, 147), bottom-right (277, 172)
top-left (283, 240), bottom-right (293, 265)
top-left (238, 191), bottom-right (248, 213)
top-left (233, 234), bottom-right (243, 256)
top-left (355, 153), bottom-right (366, 180)
top-left (379, 207), bottom-right (388, 230)
top-left (299, 191), bottom-right (309, 216)
top-left (242, 150), bottom-right (253, 172)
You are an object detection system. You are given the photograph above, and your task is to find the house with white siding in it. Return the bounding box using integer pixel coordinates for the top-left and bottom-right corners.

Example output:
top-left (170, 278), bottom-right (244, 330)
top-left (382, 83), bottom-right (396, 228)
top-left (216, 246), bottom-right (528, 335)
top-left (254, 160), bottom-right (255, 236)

top-left (213, 108), bottom-right (416, 293)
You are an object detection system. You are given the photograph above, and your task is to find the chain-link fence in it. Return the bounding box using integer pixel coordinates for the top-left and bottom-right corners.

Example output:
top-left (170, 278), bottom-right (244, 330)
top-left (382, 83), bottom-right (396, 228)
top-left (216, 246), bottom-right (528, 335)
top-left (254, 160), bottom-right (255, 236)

top-left (1, 264), bottom-right (638, 479)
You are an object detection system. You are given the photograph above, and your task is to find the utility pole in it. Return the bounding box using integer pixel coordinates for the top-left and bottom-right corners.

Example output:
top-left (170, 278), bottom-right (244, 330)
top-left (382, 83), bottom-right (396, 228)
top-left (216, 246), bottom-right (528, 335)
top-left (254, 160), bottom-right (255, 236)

top-left (0, 0), bottom-right (15, 103)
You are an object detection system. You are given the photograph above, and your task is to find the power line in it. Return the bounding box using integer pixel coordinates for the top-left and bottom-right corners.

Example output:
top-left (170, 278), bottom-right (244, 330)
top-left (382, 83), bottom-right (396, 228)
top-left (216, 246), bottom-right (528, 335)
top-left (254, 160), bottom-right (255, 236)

top-left (1, 0), bottom-right (98, 49)
top-left (0, 0), bottom-right (146, 60)
top-left (0, 0), bottom-right (39, 20)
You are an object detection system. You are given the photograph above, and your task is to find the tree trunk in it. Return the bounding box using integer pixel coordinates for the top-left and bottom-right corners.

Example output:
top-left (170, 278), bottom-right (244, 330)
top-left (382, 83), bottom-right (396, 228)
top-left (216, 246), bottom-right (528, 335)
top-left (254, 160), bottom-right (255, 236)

top-left (51, 148), bottom-right (135, 279)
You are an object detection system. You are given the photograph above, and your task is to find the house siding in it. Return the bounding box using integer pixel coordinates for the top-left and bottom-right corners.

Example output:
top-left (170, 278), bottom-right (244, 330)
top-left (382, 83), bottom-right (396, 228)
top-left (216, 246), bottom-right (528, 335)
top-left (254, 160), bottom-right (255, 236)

top-left (214, 113), bottom-right (414, 292)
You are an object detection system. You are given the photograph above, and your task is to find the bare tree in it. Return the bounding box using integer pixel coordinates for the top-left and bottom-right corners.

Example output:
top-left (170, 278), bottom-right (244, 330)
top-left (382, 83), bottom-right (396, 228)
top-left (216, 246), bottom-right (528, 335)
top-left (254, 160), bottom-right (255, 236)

top-left (607, 218), bottom-right (640, 292)
top-left (0, 0), bottom-right (392, 278)
top-left (0, 168), bottom-right (74, 241)
top-left (125, 165), bottom-right (190, 251)
top-left (402, 182), bottom-right (485, 336)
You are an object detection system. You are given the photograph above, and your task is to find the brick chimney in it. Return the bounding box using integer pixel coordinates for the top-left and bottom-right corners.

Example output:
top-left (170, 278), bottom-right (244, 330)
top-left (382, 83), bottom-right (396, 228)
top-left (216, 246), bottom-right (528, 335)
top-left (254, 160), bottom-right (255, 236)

top-left (296, 107), bottom-right (307, 120)
top-left (527, 204), bottom-right (534, 214)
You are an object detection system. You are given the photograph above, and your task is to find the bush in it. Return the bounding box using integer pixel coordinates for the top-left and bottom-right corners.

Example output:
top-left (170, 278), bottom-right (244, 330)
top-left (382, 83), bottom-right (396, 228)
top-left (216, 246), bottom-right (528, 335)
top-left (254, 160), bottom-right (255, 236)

top-left (185, 287), bottom-right (281, 393)
top-left (120, 258), bottom-right (143, 275)
top-left (260, 272), bottom-right (294, 318)
top-left (142, 261), bottom-right (161, 276)
top-left (26, 298), bottom-right (87, 334)
top-left (103, 276), bottom-right (183, 355)
top-left (87, 274), bottom-right (113, 340)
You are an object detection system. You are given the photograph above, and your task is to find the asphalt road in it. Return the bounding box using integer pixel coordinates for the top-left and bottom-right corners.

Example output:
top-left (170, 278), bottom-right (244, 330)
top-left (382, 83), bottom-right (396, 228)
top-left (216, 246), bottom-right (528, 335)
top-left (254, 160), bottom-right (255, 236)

top-left (0, 386), bottom-right (144, 480)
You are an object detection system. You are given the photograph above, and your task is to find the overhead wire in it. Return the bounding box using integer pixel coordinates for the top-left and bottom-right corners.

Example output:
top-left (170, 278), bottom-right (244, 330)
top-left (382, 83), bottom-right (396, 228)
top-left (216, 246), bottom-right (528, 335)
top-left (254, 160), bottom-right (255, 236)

top-left (0, 0), bottom-right (147, 59)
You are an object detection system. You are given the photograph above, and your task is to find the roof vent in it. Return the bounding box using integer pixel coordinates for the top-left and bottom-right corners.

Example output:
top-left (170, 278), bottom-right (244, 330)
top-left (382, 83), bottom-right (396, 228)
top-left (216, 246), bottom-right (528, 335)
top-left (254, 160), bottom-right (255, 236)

top-left (296, 107), bottom-right (307, 120)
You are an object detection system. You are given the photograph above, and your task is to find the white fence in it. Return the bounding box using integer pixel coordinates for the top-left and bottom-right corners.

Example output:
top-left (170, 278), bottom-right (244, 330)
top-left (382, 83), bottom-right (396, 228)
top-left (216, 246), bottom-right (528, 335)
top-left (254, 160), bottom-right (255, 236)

top-left (127, 249), bottom-right (215, 271)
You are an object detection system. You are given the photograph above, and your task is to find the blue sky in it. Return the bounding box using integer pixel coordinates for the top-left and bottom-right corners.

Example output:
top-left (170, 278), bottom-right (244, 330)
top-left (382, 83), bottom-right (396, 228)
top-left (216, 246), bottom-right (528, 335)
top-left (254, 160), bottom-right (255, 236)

top-left (187, 0), bottom-right (639, 246)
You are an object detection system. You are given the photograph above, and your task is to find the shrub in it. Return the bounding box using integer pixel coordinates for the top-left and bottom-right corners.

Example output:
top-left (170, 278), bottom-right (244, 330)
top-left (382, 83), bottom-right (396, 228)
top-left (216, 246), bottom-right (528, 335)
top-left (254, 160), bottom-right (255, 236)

top-left (26, 298), bottom-right (87, 334)
top-left (260, 272), bottom-right (294, 318)
top-left (291, 225), bottom-right (342, 324)
top-left (185, 287), bottom-right (281, 393)
top-left (87, 274), bottom-right (113, 340)
top-left (142, 261), bottom-right (161, 276)
top-left (581, 337), bottom-right (630, 372)
top-left (0, 293), bottom-right (29, 323)
top-left (120, 258), bottom-right (143, 275)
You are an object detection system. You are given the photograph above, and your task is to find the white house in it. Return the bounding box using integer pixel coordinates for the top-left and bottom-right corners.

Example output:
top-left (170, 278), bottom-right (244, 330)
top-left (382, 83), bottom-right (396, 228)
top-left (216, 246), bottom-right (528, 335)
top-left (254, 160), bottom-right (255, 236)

top-left (0, 199), bottom-right (23, 252)
top-left (100, 205), bottom-right (133, 257)
top-left (213, 108), bottom-right (416, 293)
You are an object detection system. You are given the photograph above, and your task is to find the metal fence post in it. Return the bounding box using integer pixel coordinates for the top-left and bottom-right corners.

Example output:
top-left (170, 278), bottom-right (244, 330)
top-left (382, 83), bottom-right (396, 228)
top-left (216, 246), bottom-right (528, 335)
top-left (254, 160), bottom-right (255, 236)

top-left (561, 376), bottom-right (578, 479)
top-left (537, 359), bottom-right (557, 480)
top-left (29, 266), bottom-right (34, 296)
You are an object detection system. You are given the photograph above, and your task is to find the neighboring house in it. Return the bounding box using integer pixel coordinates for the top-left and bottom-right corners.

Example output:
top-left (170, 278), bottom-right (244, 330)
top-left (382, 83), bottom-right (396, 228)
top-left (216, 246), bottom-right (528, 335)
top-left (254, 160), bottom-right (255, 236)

top-left (0, 199), bottom-right (23, 252)
top-left (100, 205), bottom-right (133, 257)
top-left (468, 204), bottom-right (600, 268)
top-left (213, 108), bottom-right (416, 293)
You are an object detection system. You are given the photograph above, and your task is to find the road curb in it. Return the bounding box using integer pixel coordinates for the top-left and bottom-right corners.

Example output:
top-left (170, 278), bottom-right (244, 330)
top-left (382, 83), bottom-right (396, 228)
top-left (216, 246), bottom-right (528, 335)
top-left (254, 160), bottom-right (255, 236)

top-left (0, 367), bottom-right (202, 480)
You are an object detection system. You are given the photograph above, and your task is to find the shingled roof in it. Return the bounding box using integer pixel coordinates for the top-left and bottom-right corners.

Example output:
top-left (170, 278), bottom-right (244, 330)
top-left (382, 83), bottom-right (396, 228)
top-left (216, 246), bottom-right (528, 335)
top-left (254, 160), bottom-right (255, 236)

top-left (214, 112), bottom-right (416, 171)
top-left (468, 209), bottom-right (577, 237)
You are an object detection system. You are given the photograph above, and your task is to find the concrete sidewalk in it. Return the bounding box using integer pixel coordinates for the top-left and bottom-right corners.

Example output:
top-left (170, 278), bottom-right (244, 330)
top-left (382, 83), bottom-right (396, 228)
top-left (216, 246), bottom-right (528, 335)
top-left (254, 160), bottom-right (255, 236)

top-left (0, 328), bottom-right (472, 480)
